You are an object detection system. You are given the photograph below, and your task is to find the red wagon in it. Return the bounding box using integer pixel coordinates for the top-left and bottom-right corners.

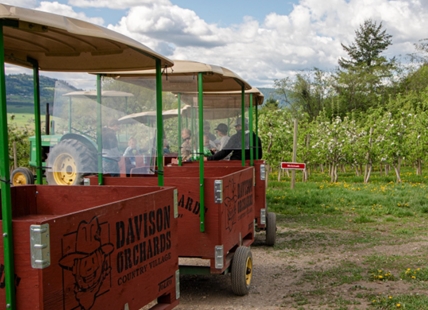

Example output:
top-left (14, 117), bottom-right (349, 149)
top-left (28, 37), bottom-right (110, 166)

top-left (0, 185), bottom-right (179, 310)
top-left (89, 164), bottom-right (255, 295)
top-left (178, 159), bottom-right (276, 245)
top-left (0, 4), bottom-right (179, 309)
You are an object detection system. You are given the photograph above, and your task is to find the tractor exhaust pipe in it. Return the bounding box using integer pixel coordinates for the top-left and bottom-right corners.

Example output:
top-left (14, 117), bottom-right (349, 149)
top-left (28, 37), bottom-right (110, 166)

top-left (45, 103), bottom-right (50, 135)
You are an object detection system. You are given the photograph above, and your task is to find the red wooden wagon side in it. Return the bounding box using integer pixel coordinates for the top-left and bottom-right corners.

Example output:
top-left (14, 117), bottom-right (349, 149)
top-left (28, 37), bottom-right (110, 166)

top-left (169, 159), bottom-right (275, 245)
top-left (89, 165), bottom-right (255, 295)
top-left (0, 185), bottom-right (179, 310)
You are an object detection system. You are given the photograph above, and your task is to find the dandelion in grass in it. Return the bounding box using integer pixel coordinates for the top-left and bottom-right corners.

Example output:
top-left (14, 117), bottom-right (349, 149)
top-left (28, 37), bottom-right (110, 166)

top-left (369, 269), bottom-right (395, 281)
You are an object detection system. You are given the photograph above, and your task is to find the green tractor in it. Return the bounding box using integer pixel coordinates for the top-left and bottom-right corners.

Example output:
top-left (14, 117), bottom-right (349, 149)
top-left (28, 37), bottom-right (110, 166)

top-left (11, 88), bottom-right (136, 186)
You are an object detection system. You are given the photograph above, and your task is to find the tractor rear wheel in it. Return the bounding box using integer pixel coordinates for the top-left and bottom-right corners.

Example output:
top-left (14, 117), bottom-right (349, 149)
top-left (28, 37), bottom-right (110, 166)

top-left (11, 167), bottom-right (35, 186)
top-left (46, 139), bottom-right (96, 185)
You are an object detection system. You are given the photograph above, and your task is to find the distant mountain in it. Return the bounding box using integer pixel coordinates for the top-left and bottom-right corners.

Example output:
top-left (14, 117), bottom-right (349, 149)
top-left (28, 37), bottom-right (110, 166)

top-left (6, 74), bottom-right (288, 113)
top-left (6, 74), bottom-right (57, 106)
top-left (6, 74), bottom-right (81, 113)
top-left (257, 87), bottom-right (289, 107)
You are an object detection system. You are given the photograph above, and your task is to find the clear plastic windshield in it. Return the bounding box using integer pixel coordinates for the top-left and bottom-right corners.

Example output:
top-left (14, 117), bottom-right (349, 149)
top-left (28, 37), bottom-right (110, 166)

top-left (179, 92), bottom-right (259, 162)
top-left (46, 76), bottom-right (161, 184)
top-left (45, 73), bottom-right (257, 184)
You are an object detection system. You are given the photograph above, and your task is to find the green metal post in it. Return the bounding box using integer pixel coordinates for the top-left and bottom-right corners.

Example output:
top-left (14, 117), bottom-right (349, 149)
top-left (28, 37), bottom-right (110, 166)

top-left (255, 101), bottom-right (259, 160)
top-left (249, 93), bottom-right (254, 166)
top-left (28, 58), bottom-right (43, 184)
top-left (177, 93), bottom-right (183, 166)
top-left (241, 84), bottom-right (245, 166)
top-left (191, 103), bottom-right (196, 151)
top-left (198, 72), bottom-right (205, 232)
top-left (155, 59), bottom-right (164, 186)
top-left (96, 74), bottom-right (103, 185)
top-left (0, 22), bottom-right (16, 310)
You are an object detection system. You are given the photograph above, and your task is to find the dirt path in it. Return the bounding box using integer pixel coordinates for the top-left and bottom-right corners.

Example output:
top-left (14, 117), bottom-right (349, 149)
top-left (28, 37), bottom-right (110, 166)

top-left (175, 227), bottom-right (428, 310)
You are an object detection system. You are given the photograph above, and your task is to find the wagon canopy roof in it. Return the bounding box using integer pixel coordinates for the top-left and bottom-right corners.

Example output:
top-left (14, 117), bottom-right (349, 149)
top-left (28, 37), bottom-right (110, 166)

top-left (180, 87), bottom-right (265, 109)
top-left (118, 104), bottom-right (192, 124)
top-left (1, 4), bottom-right (173, 71)
top-left (96, 60), bottom-right (252, 92)
top-left (63, 90), bottom-right (134, 98)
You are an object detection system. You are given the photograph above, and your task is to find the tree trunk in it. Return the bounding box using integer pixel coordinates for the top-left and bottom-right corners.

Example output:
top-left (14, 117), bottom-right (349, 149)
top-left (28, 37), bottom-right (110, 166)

top-left (302, 168), bottom-right (308, 182)
top-left (330, 163), bottom-right (338, 182)
top-left (364, 164), bottom-right (372, 183)
top-left (334, 165), bottom-right (338, 182)
top-left (394, 165), bottom-right (401, 183)
top-left (416, 159), bottom-right (422, 176)
top-left (277, 166), bottom-right (281, 182)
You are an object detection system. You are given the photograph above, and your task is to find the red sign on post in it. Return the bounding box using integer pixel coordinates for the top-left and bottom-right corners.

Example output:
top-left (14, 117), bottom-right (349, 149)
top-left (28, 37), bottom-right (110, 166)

top-left (281, 162), bottom-right (306, 170)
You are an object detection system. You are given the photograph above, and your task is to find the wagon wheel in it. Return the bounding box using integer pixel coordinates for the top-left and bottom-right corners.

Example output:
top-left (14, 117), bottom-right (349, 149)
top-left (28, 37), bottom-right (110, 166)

top-left (46, 139), bottom-right (96, 185)
top-left (11, 167), bottom-right (35, 186)
top-left (266, 212), bottom-right (277, 246)
top-left (231, 246), bottom-right (253, 296)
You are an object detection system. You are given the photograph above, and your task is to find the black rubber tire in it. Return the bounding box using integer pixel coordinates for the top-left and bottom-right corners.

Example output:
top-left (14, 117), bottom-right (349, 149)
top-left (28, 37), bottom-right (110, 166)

top-left (11, 167), bottom-right (35, 186)
top-left (46, 139), bottom-right (97, 185)
top-left (266, 212), bottom-right (277, 246)
top-left (231, 246), bottom-right (253, 296)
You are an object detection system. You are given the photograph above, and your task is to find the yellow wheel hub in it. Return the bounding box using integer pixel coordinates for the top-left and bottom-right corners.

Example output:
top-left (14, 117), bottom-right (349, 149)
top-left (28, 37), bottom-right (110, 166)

top-left (12, 172), bottom-right (28, 185)
top-left (52, 153), bottom-right (77, 185)
top-left (245, 256), bottom-right (253, 286)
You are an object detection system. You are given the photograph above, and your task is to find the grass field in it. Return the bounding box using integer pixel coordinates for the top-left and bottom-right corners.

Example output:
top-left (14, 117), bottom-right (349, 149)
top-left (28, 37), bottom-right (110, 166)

top-left (7, 112), bottom-right (35, 129)
top-left (267, 168), bottom-right (428, 309)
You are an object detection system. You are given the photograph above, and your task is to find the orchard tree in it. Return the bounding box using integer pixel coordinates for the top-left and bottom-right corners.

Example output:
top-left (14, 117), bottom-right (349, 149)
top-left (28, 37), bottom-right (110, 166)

top-left (258, 108), bottom-right (294, 170)
top-left (373, 109), bottom-right (410, 183)
top-left (398, 90), bottom-right (428, 175)
top-left (310, 113), bottom-right (348, 182)
top-left (8, 122), bottom-right (33, 170)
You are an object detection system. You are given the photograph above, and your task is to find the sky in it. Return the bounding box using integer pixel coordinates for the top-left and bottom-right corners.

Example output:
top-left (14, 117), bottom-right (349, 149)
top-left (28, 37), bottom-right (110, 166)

top-left (6, 0), bottom-right (428, 89)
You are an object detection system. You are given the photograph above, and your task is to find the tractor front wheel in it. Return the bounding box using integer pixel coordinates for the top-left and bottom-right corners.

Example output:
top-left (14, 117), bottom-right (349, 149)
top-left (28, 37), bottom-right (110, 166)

top-left (11, 167), bottom-right (35, 186)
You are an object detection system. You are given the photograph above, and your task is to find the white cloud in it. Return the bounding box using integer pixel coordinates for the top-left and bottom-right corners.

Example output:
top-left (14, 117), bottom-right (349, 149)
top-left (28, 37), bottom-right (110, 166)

top-left (6, 0), bottom-right (428, 88)
top-left (68, 0), bottom-right (171, 10)
top-left (37, 1), bottom-right (104, 25)
top-left (4, 0), bottom-right (37, 8)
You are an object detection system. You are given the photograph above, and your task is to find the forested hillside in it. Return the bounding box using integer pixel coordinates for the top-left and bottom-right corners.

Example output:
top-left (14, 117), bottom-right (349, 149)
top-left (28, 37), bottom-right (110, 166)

top-left (6, 74), bottom-right (64, 111)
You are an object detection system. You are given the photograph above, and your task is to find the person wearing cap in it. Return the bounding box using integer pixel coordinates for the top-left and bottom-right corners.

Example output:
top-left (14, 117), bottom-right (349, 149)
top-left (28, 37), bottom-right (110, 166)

top-left (214, 123), bottom-right (230, 151)
top-left (102, 119), bottom-right (121, 176)
top-left (206, 117), bottom-right (262, 161)
top-left (203, 120), bottom-right (216, 142)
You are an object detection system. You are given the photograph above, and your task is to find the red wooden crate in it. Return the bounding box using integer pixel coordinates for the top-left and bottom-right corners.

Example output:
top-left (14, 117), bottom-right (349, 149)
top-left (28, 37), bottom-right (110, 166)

top-left (0, 185), bottom-right (179, 310)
